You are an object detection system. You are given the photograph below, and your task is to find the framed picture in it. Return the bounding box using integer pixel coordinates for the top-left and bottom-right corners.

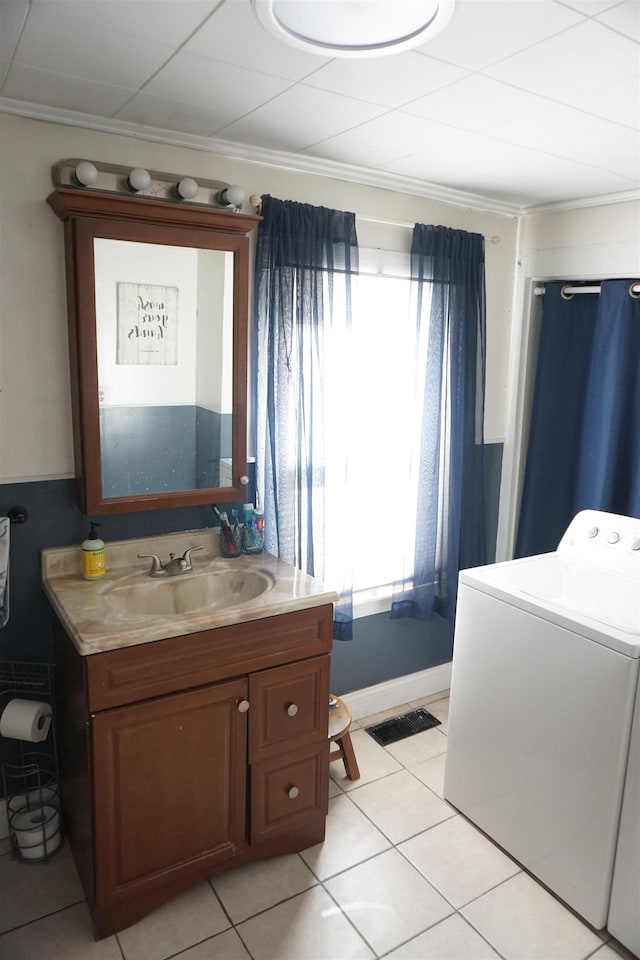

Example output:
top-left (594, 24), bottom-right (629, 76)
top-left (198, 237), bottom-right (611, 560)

top-left (117, 282), bottom-right (179, 365)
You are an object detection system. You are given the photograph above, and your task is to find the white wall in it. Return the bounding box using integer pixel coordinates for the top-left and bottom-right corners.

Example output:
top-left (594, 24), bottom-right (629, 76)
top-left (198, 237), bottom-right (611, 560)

top-left (0, 112), bottom-right (518, 483)
top-left (496, 198), bottom-right (640, 560)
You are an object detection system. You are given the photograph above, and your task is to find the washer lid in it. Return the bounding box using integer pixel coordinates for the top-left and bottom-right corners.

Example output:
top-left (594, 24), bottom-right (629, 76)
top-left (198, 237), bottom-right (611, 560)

top-left (460, 553), bottom-right (640, 657)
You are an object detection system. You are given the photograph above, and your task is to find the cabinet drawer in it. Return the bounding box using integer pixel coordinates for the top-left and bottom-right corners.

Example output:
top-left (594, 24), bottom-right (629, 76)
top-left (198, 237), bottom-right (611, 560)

top-left (85, 606), bottom-right (333, 711)
top-left (249, 656), bottom-right (330, 762)
top-left (251, 740), bottom-right (329, 843)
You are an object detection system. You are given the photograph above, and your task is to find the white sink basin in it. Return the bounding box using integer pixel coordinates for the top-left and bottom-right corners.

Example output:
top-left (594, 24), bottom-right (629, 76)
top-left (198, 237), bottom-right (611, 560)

top-left (106, 569), bottom-right (274, 617)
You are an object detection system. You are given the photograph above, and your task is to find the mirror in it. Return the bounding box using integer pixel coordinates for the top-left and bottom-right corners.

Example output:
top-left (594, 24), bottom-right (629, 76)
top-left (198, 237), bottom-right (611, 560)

top-left (48, 187), bottom-right (261, 515)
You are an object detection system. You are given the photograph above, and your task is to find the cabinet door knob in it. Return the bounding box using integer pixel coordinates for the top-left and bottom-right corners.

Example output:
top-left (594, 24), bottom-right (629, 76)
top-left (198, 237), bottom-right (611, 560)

top-left (237, 699), bottom-right (250, 713)
top-left (288, 786), bottom-right (300, 799)
top-left (240, 475), bottom-right (249, 486)
top-left (286, 703), bottom-right (299, 717)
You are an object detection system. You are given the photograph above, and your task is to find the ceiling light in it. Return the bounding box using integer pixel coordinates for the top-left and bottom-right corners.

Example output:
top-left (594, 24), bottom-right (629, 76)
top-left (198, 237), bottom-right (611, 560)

top-left (251, 0), bottom-right (457, 58)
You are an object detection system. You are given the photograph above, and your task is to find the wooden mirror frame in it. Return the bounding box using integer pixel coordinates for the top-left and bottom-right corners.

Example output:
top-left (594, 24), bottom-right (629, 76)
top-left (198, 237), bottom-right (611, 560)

top-left (48, 187), bottom-right (261, 515)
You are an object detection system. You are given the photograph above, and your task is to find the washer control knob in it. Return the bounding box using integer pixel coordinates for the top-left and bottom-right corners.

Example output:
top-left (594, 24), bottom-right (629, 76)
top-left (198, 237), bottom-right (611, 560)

top-left (631, 538), bottom-right (640, 552)
top-left (608, 531), bottom-right (621, 544)
top-left (587, 526), bottom-right (599, 538)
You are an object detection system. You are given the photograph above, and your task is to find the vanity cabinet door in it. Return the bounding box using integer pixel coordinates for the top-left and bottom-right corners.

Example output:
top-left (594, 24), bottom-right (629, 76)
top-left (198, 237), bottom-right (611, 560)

top-left (91, 677), bottom-right (247, 911)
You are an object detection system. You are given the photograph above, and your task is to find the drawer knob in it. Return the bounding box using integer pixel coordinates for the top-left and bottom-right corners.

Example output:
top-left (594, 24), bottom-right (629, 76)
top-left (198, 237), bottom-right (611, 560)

top-left (288, 786), bottom-right (300, 799)
top-left (286, 703), bottom-right (299, 717)
top-left (237, 699), bottom-right (250, 713)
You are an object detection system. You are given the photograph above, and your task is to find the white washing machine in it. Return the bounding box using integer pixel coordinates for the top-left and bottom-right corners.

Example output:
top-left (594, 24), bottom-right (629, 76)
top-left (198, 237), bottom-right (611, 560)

top-left (444, 510), bottom-right (640, 930)
top-left (609, 674), bottom-right (640, 954)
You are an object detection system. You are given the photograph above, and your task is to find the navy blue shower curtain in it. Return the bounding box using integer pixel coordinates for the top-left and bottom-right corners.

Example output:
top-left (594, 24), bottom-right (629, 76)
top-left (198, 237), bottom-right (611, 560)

top-left (516, 279), bottom-right (640, 557)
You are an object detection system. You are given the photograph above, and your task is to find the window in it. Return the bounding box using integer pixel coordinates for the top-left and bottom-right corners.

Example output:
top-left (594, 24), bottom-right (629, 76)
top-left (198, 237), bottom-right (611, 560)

top-left (323, 249), bottom-right (430, 615)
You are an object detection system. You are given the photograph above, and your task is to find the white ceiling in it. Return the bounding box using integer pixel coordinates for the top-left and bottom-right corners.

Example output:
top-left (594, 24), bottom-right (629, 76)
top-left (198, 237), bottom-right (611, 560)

top-left (1, 0), bottom-right (639, 212)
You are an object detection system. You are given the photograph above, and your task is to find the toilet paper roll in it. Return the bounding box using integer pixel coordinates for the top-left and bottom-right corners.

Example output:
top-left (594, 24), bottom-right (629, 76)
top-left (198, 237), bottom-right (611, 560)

top-left (0, 699), bottom-right (52, 742)
top-left (12, 804), bottom-right (61, 860)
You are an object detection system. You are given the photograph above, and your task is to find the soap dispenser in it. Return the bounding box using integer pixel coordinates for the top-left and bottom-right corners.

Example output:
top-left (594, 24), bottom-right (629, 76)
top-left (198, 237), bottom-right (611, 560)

top-left (82, 522), bottom-right (106, 581)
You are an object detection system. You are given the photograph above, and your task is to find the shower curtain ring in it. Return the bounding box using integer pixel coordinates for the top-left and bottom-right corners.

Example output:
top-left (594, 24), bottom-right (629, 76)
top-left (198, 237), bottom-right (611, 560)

top-left (560, 285), bottom-right (574, 300)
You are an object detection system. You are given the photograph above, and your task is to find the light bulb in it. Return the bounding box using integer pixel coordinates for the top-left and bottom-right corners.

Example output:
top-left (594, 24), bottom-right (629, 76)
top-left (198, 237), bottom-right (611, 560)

top-left (74, 161), bottom-right (98, 187)
top-left (176, 177), bottom-right (199, 200)
top-left (127, 167), bottom-right (151, 192)
top-left (217, 185), bottom-right (245, 207)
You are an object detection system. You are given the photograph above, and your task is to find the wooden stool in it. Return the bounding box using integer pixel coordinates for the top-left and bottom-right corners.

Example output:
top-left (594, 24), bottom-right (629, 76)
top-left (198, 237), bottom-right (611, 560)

top-left (328, 695), bottom-right (360, 781)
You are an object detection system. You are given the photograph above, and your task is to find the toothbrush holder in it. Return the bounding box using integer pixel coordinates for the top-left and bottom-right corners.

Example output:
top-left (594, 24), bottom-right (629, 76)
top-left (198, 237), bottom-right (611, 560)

top-left (219, 526), bottom-right (242, 558)
top-left (242, 525), bottom-right (264, 555)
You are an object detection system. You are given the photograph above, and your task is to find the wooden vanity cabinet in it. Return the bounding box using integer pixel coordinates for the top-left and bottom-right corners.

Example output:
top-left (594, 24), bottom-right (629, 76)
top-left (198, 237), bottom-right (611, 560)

top-left (53, 605), bottom-right (333, 939)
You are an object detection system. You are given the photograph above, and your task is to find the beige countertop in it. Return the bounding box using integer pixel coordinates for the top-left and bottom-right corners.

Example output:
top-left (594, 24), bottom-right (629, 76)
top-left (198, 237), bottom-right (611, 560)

top-left (42, 528), bottom-right (338, 656)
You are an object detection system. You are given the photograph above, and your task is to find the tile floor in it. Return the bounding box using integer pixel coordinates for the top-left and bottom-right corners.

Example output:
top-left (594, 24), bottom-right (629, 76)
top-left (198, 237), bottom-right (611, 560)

top-left (0, 691), bottom-right (635, 960)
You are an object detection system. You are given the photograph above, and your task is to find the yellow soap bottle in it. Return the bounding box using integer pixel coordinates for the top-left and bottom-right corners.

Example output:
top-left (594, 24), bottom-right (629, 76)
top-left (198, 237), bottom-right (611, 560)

top-left (82, 522), bottom-right (106, 580)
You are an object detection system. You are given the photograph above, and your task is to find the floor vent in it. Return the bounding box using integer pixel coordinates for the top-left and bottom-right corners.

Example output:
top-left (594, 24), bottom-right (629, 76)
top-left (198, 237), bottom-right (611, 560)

top-left (365, 707), bottom-right (441, 746)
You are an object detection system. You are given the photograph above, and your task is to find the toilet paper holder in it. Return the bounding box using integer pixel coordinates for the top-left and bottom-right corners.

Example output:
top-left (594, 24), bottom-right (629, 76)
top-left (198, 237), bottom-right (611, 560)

top-left (0, 661), bottom-right (62, 863)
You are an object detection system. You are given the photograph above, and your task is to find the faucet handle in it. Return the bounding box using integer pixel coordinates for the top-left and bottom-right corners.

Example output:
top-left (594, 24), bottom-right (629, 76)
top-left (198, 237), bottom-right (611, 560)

top-left (137, 552), bottom-right (164, 575)
top-left (181, 545), bottom-right (204, 564)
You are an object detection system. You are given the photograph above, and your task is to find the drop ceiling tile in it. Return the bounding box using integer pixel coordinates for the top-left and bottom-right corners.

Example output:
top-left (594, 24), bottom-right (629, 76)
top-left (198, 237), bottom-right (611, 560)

top-left (412, 0), bottom-right (583, 70)
top-left (145, 51), bottom-right (292, 117)
top-left (0, 0), bottom-right (28, 61)
top-left (184, 0), bottom-right (331, 79)
top-left (401, 75), bottom-right (548, 132)
top-left (485, 19), bottom-right (639, 100)
top-left (13, 1), bottom-right (187, 87)
top-left (490, 100), bottom-right (640, 179)
top-left (595, 0), bottom-right (640, 41)
top-left (299, 134), bottom-right (412, 169)
top-left (313, 110), bottom-right (450, 155)
top-left (217, 85), bottom-right (387, 152)
top-left (569, 74), bottom-right (640, 127)
top-left (558, 0), bottom-right (625, 15)
top-left (519, 164), bottom-right (638, 203)
top-left (302, 52), bottom-right (468, 109)
top-left (115, 90), bottom-right (237, 136)
top-left (2, 62), bottom-right (136, 116)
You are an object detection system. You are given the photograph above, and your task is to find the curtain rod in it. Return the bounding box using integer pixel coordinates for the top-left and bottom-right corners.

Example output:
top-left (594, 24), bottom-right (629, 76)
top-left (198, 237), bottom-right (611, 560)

top-left (248, 199), bottom-right (500, 244)
top-left (357, 213), bottom-right (501, 245)
top-left (534, 282), bottom-right (640, 299)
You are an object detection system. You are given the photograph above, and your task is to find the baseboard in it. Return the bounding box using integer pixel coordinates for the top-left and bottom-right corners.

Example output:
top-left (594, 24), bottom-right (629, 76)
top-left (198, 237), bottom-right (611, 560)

top-left (342, 662), bottom-right (452, 721)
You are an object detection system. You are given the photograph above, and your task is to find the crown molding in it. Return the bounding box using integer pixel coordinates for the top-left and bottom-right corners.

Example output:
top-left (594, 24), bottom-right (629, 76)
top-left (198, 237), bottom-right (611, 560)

top-left (1, 97), bottom-right (636, 219)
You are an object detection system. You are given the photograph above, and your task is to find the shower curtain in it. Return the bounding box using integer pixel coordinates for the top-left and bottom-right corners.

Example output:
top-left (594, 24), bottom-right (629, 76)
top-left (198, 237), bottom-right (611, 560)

top-left (516, 279), bottom-right (640, 558)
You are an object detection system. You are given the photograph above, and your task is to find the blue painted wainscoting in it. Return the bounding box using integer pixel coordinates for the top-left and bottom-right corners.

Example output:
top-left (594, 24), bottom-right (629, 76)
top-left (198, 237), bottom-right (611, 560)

top-left (0, 444), bottom-right (501, 779)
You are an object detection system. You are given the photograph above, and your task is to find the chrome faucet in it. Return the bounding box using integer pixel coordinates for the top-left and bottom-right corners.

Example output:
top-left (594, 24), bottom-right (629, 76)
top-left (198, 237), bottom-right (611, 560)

top-left (137, 545), bottom-right (203, 578)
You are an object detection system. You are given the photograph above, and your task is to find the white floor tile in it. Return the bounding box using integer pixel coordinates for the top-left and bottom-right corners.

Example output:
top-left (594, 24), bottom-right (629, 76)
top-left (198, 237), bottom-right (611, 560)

top-left (236, 885), bottom-right (374, 959)
top-left (329, 728), bottom-right (402, 791)
top-left (424, 696), bottom-right (450, 733)
top-left (177, 927), bottom-right (252, 959)
top-left (399, 814), bottom-right (520, 907)
top-left (210, 853), bottom-right (317, 923)
top-left (461, 872), bottom-right (604, 960)
top-left (384, 725), bottom-right (448, 766)
top-left (410, 690), bottom-right (450, 708)
top-left (117, 881), bottom-right (229, 960)
top-left (358, 703), bottom-right (414, 728)
top-left (0, 844), bottom-right (84, 934)
top-left (0, 902), bottom-right (121, 960)
top-left (326, 847), bottom-right (453, 956)
top-left (300, 793), bottom-right (390, 879)
top-left (349, 769), bottom-right (454, 843)
top-left (386, 913), bottom-right (501, 959)
top-left (409, 752), bottom-right (448, 797)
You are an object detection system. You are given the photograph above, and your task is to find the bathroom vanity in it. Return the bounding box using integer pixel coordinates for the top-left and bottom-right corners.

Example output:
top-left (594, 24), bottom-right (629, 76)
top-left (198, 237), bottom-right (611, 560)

top-left (43, 530), bottom-right (337, 939)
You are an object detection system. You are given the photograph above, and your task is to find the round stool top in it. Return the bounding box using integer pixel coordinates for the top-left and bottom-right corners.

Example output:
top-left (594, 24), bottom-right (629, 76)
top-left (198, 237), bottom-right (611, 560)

top-left (328, 695), bottom-right (352, 740)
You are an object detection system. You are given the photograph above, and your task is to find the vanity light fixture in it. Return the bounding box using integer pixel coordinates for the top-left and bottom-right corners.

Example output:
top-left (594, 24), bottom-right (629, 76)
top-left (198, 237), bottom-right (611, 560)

top-left (74, 161), bottom-right (98, 187)
top-left (251, 0), bottom-right (457, 58)
top-left (126, 167), bottom-right (152, 192)
top-left (215, 185), bottom-right (246, 210)
top-left (175, 177), bottom-right (199, 200)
